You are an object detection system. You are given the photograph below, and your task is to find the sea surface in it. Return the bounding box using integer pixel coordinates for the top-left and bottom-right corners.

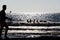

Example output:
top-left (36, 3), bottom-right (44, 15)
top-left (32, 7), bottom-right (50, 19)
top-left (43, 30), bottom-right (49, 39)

top-left (6, 12), bottom-right (60, 22)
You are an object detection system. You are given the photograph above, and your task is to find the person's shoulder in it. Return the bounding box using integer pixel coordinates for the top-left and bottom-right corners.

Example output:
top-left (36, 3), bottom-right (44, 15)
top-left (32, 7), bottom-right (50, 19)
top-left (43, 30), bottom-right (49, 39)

top-left (0, 10), bottom-right (2, 14)
top-left (0, 10), bottom-right (3, 13)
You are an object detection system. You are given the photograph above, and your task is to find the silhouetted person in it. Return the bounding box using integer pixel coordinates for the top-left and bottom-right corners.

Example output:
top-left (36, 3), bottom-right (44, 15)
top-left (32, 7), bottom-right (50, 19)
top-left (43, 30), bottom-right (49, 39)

top-left (27, 19), bottom-right (32, 23)
top-left (36, 20), bottom-right (39, 23)
top-left (33, 19), bottom-right (35, 23)
top-left (0, 5), bottom-right (10, 38)
top-left (29, 19), bottom-right (32, 23)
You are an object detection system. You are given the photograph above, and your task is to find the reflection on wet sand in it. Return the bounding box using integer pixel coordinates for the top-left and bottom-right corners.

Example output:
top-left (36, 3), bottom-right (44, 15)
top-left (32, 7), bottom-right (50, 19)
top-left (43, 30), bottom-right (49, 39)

top-left (2, 26), bottom-right (60, 38)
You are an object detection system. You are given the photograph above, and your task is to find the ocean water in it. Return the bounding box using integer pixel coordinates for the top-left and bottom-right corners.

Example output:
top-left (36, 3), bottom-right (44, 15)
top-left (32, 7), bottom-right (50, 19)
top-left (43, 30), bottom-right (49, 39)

top-left (6, 12), bottom-right (60, 22)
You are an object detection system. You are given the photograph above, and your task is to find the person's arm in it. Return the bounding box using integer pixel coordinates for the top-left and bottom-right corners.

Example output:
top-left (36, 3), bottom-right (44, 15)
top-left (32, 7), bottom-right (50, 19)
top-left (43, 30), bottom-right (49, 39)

top-left (5, 16), bottom-right (8, 19)
top-left (5, 16), bottom-right (12, 21)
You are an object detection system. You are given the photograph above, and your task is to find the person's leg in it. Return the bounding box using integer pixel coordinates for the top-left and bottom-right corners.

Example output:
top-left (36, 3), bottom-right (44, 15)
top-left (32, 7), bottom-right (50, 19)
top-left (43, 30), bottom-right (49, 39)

top-left (0, 26), bottom-right (3, 38)
top-left (4, 23), bottom-right (8, 38)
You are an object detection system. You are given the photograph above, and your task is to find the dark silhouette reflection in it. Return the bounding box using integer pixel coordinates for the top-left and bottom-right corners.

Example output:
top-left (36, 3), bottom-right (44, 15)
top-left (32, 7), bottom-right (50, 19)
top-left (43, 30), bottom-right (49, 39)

top-left (0, 5), bottom-right (11, 38)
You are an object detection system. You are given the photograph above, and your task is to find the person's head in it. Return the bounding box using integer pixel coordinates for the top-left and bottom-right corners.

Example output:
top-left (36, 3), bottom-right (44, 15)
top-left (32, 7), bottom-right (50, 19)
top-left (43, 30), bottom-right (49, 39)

top-left (2, 5), bottom-right (7, 10)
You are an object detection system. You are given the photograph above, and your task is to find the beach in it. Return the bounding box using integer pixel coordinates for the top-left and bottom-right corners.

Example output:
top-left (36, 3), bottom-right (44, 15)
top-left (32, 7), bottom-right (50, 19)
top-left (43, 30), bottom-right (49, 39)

top-left (1, 26), bottom-right (60, 39)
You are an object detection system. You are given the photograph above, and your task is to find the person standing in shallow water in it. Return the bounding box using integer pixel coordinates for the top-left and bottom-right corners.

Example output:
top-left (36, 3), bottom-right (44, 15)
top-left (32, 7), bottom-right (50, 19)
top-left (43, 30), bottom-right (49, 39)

top-left (0, 5), bottom-right (11, 38)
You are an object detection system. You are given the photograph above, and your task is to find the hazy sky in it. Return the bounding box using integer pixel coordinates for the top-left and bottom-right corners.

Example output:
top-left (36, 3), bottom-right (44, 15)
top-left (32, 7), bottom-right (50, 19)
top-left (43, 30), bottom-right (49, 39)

top-left (0, 0), bottom-right (60, 13)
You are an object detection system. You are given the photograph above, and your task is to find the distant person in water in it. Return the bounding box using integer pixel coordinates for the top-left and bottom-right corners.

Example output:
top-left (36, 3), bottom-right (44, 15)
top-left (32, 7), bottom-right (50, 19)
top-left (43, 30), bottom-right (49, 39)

top-left (10, 11), bottom-right (12, 13)
top-left (33, 19), bottom-right (35, 23)
top-left (0, 5), bottom-right (11, 38)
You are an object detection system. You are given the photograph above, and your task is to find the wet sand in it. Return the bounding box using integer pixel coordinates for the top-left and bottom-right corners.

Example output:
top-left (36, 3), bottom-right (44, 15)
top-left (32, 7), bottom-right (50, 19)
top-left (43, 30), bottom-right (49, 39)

top-left (1, 26), bottom-right (60, 39)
